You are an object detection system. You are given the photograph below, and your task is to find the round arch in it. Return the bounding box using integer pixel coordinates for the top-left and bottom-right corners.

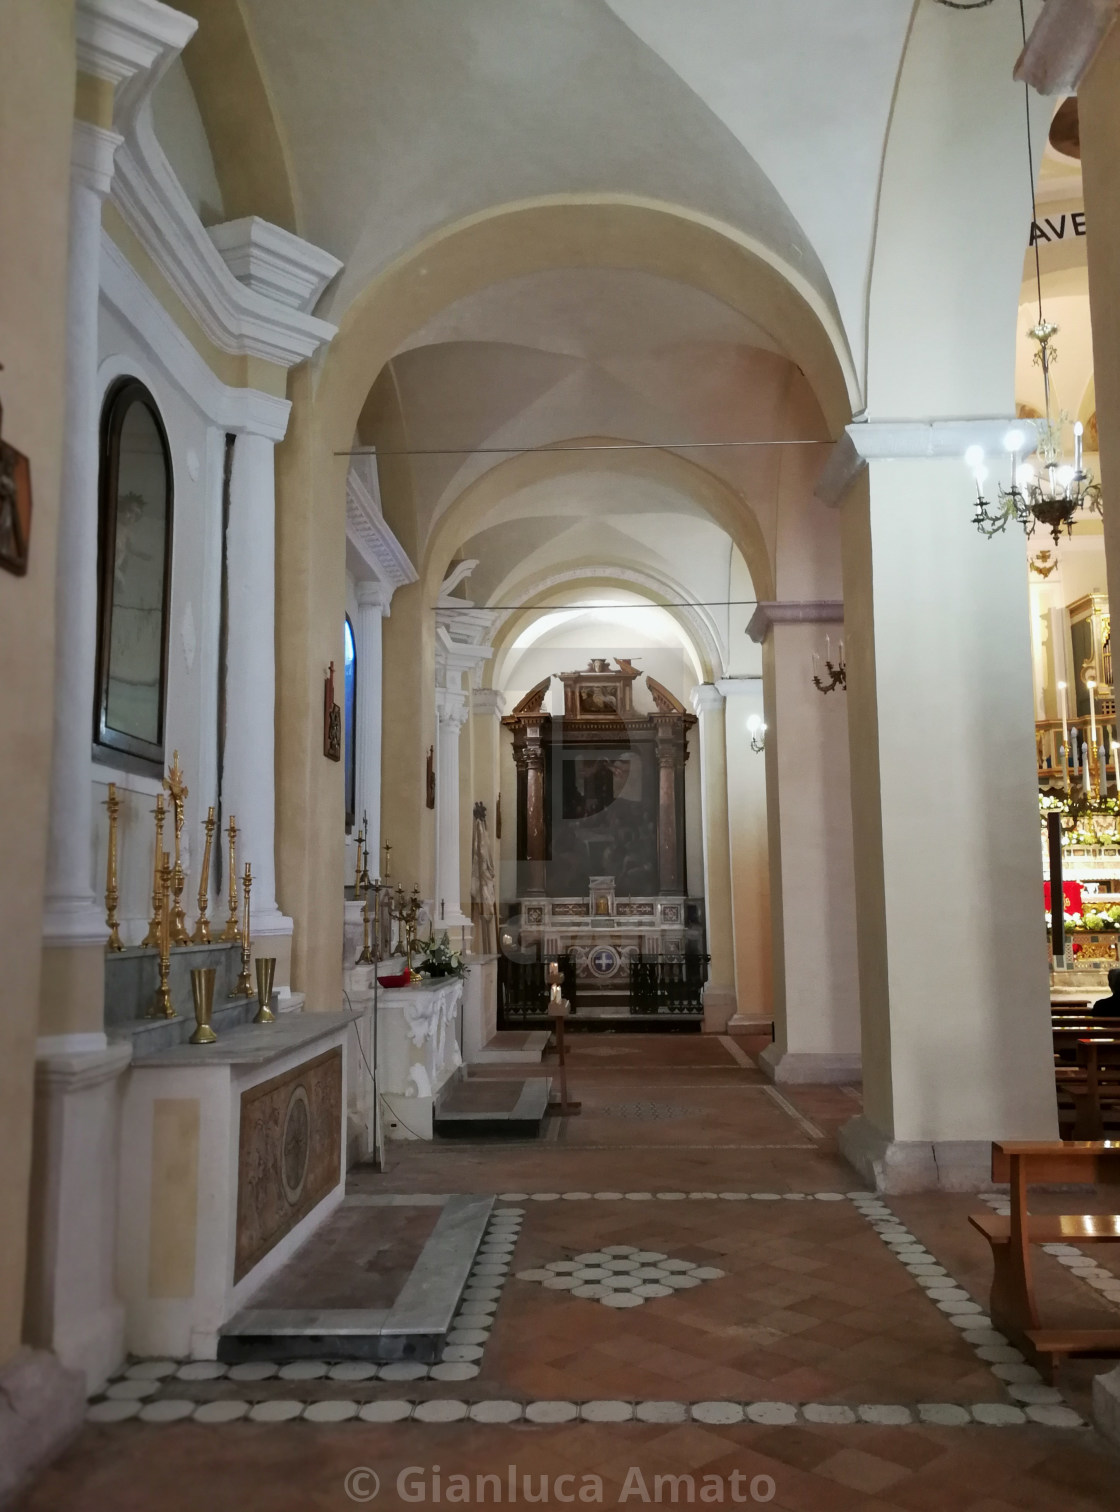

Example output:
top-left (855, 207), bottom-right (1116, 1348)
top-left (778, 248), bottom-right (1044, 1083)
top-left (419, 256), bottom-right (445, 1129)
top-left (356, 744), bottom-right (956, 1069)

top-left (419, 437), bottom-right (776, 607)
top-left (486, 568), bottom-right (727, 689)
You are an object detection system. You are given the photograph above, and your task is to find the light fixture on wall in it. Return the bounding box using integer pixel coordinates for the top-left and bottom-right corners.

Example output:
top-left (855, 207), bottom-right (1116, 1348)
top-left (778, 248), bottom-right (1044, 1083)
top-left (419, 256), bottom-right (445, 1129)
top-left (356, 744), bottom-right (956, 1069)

top-left (747, 714), bottom-right (766, 754)
top-left (965, 5), bottom-right (1102, 544)
top-left (812, 640), bottom-right (846, 696)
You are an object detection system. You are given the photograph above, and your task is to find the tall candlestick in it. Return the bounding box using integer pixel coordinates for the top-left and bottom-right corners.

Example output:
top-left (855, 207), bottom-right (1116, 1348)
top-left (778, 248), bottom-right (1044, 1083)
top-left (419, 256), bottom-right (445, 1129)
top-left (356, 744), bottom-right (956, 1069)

top-left (141, 795), bottom-right (166, 949)
top-left (235, 862), bottom-right (254, 998)
top-left (354, 829), bottom-right (364, 894)
top-left (1089, 682), bottom-right (1098, 749)
top-left (220, 816), bottom-right (241, 943)
top-left (1083, 739), bottom-right (1091, 795)
top-left (1075, 419), bottom-right (1084, 474)
top-left (1061, 742), bottom-right (1070, 794)
top-left (1100, 742), bottom-right (1109, 799)
top-left (192, 806), bottom-right (216, 944)
top-left (1058, 681), bottom-right (1069, 752)
top-left (149, 850), bottom-right (174, 1018)
top-left (103, 783), bottom-right (123, 952)
top-left (163, 751), bottom-right (190, 945)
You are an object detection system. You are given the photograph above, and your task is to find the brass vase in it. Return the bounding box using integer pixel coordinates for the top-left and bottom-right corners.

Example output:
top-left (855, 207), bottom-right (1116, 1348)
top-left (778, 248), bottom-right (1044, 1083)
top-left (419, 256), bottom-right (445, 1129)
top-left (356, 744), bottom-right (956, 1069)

top-left (254, 956), bottom-right (277, 1024)
top-left (189, 966), bottom-right (217, 1044)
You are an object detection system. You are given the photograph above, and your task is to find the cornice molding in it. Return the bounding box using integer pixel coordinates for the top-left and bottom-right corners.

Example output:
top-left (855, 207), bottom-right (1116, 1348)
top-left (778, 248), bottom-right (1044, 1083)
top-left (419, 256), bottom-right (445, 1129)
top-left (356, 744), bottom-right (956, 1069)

top-left (345, 468), bottom-right (418, 605)
top-left (814, 417), bottom-right (1037, 508)
top-left (100, 232), bottom-right (292, 441)
top-left (208, 218), bottom-right (342, 315)
top-left (746, 601), bottom-right (843, 644)
top-left (76, 0), bottom-right (195, 99)
top-left (690, 683), bottom-right (725, 715)
top-left (471, 688), bottom-right (507, 718)
top-left (1015, 0), bottom-right (1119, 92)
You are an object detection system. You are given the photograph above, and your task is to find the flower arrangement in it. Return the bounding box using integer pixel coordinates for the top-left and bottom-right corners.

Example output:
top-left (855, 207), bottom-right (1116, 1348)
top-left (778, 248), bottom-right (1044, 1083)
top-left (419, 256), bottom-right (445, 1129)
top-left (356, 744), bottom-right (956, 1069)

top-left (417, 932), bottom-right (465, 978)
top-left (1046, 906), bottom-right (1120, 933)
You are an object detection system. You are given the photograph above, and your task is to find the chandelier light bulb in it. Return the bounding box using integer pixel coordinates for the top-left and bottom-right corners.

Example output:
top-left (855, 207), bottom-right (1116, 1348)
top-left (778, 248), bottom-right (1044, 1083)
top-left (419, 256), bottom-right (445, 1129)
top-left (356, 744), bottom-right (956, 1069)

top-left (1003, 428), bottom-right (1025, 455)
top-left (964, 445), bottom-right (985, 472)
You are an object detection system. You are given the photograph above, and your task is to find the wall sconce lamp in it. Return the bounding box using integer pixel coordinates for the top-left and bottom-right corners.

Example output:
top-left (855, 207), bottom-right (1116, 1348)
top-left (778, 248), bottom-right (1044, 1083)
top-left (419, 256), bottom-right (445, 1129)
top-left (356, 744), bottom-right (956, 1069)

top-left (812, 637), bottom-right (847, 695)
top-left (747, 714), bottom-right (766, 754)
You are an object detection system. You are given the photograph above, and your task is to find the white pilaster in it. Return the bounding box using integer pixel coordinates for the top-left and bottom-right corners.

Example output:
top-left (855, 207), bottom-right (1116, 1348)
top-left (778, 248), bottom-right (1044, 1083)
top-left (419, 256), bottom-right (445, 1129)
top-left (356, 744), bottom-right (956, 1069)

top-left (222, 430), bottom-right (289, 938)
top-left (689, 684), bottom-right (737, 1029)
top-left (353, 582), bottom-right (388, 866)
top-left (434, 689), bottom-right (471, 929)
top-left (716, 679), bottom-right (772, 1032)
top-left (42, 122), bottom-right (124, 946)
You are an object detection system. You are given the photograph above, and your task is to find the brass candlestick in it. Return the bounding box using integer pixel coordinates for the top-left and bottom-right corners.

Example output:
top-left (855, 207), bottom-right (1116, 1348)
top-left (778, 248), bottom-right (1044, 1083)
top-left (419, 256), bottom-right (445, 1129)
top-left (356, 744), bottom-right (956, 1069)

top-left (220, 816), bottom-right (241, 943)
top-left (189, 966), bottom-right (217, 1044)
top-left (103, 783), bottom-right (123, 952)
top-left (163, 750), bottom-right (190, 945)
top-left (356, 885), bottom-right (374, 965)
top-left (383, 840), bottom-right (392, 881)
top-left (391, 884), bottom-right (407, 957)
top-left (141, 795), bottom-right (166, 948)
top-left (149, 851), bottom-right (175, 1018)
top-left (354, 828), bottom-right (364, 894)
top-left (359, 811), bottom-right (373, 889)
top-left (235, 862), bottom-right (254, 997)
top-left (254, 956), bottom-right (276, 1024)
top-left (192, 806), bottom-right (216, 944)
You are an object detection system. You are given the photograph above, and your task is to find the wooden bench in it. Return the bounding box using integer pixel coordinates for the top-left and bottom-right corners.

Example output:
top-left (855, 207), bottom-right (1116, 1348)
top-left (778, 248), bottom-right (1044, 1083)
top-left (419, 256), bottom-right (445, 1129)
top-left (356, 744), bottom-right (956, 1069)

top-left (1069, 1040), bottom-right (1120, 1140)
top-left (969, 1141), bottom-right (1120, 1380)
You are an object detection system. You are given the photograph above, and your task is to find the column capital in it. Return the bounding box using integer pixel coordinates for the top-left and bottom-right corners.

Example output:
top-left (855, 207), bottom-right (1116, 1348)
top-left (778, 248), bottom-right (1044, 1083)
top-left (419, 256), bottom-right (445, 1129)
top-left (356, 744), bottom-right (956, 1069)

top-left (471, 688), bottom-right (506, 719)
top-left (690, 683), bottom-right (725, 717)
top-left (76, 0), bottom-right (197, 94)
top-left (356, 579), bottom-right (392, 617)
top-left (746, 601), bottom-right (843, 644)
top-left (715, 676), bottom-right (764, 698)
top-left (815, 417), bottom-right (1035, 508)
top-left (71, 120), bottom-right (123, 197)
top-left (435, 687), bottom-right (470, 729)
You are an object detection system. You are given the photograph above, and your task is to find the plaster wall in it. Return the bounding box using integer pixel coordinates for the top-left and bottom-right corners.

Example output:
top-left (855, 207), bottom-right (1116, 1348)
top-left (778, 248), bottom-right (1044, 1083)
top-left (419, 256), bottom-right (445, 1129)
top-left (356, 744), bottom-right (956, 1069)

top-left (0, 0), bottom-right (75, 1366)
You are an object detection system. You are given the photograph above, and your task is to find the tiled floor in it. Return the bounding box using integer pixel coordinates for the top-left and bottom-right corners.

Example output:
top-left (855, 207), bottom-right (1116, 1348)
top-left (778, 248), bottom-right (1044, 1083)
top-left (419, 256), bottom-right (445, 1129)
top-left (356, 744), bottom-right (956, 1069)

top-left (18, 1033), bottom-right (1120, 1511)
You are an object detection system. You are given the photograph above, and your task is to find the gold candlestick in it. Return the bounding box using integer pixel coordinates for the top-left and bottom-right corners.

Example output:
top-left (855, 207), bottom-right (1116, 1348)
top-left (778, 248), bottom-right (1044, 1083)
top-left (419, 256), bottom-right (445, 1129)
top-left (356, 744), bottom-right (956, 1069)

top-left (383, 839), bottom-right (392, 881)
top-left (354, 829), bottom-right (364, 894)
top-left (141, 795), bottom-right (166, 948)
top-left (149, 851), bottom-right (175, 1018)
top-left (103, 783), bottom-right (124, 952)
top-left (359, 812), bottom-right (373, 889)
top-left (192, 806), bottom-right (216, 944)
top-left (220, 816), bottom-right (241, 943)
top-left (235, 862), bottom-right (254, 997)
top-left (356, 888), bottom-right (374, 965)
top-left (163, 751), bottom-right (190, 945)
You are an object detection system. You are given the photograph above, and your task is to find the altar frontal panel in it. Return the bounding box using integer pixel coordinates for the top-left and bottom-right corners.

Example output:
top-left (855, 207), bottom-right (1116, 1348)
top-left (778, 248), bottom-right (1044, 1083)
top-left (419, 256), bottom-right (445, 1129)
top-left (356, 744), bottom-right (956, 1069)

top-left (235, 1048), bottom-right (342, 1281)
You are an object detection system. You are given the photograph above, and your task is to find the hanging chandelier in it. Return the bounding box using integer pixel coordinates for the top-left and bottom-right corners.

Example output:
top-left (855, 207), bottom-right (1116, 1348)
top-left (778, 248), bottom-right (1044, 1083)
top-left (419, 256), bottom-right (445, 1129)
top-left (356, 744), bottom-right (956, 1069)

top-left (965, 3), bottom-right (1102, 545)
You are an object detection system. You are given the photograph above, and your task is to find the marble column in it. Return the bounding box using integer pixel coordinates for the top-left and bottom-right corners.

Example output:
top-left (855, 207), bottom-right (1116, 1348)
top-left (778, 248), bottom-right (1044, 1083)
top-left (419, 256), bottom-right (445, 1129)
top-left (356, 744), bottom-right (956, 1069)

top-left (717, 679), bottom-right (772, 1030)
top-left (689, 685), bottom-right (737, 1029)
top-left (745, 613), bottom-right (859, 1079)
top-left (222, 430), bottom-right (291, 963)
top-left (42, 124), bottom-right (122, 963)
top-left (470, 690), bottom-right (505, 947)
top-left (352, 582), bottom-right (387, 867)
top-left (434, 688), bottom-right (471, 929)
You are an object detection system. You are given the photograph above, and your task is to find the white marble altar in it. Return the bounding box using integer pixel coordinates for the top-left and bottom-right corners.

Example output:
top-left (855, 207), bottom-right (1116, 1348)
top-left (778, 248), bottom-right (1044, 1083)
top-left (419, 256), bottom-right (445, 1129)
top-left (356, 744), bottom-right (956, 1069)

top-left (346, 969), bottom-right (464, 1141)
top-left (117, 1013), bottom-right (351, 1359)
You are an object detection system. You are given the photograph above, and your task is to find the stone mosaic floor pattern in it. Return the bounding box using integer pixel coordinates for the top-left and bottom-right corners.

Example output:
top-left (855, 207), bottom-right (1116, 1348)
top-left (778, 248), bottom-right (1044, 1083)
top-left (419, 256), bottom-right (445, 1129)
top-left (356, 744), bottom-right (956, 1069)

top-left (18, 1034), bottom-right (1120, 1512)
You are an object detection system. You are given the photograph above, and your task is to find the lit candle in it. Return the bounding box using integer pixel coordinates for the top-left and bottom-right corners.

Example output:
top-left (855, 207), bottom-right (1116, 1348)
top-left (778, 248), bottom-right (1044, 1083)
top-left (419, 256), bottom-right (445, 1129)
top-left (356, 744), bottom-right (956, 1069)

top-left (825, 635), bottom-right (831, 664)
top-left (1075, 420), bottom-right (1084, 474)
top-left (1059, 681), bottom-right (1069, 752)
top-left (1061, 742), bottom-right (1070, 793)
top-left (1083, 739), bottom-right (1092, 794)
top-left (1090, 680), bottom-right (1098, 749)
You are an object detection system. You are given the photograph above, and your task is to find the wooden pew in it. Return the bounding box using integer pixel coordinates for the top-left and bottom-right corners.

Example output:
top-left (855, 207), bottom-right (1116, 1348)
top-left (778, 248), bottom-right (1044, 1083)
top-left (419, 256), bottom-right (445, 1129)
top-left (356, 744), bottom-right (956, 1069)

top-left (1071, 1040), bottom-right (1120, 1140)
top-left (969, 1142), bottom-right (1120, 1380)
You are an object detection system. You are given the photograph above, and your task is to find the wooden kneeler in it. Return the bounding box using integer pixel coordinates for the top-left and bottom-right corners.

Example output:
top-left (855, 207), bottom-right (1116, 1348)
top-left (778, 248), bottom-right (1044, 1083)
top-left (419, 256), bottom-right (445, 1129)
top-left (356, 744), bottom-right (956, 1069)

top-left (969, 1142), bottom-right (1120, 1381)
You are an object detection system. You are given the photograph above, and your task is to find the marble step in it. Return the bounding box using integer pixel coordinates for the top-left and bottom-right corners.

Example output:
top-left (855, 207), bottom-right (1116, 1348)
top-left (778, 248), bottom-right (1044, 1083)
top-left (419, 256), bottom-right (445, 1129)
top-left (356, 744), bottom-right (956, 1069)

top-left (470, 1030), bottom-right (551, 1066)
top-left (433, 1075), bottom-right (551, 1137)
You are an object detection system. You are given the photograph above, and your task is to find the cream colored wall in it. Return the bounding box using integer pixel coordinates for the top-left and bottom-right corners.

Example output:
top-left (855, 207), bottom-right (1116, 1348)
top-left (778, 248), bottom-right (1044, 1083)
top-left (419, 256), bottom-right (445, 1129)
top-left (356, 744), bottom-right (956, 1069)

top-left (1080, 25), bottom-right (1120, 681)
top-left (150, 56), bottom-right (225, 228)
top-left (0, 0), bottom-right (76, 1365)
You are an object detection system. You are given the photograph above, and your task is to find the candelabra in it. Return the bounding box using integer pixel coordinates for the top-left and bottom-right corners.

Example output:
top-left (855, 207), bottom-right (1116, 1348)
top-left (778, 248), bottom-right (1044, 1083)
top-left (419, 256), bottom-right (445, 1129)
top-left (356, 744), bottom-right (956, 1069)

top-left (148, 851), bottom-right (175, 1018)
top-left (220, 815), bottom-right (241, 943)
top-left (353, 827), bottom-right (365, 894)
top-left (192, 806), bottom-right (216, 944)
top-left (142, 795), bottom-right (166, 948)
top-left (103, 782), bottom-right (123, 951)
top-left (812, 639), bottom-right (847, 695)
top-left (391, 884), bottom-right (407, 957)
top-left (355, 876), bottom-right (377, 966)
top-left (747, 714), bottom-right (766, 754)
top-left (235, 862), bottom-right (254, 997)
top-left (164, 750), bottom-right (190, 945)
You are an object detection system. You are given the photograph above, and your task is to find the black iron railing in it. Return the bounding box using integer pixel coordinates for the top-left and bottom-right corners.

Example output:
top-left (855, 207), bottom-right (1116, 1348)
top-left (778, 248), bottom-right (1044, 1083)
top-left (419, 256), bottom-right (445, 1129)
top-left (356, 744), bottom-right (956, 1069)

top-left (498, 952), bottom-right (578, 1020)
top-left (628, 955), bottom-right (708, 1015)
